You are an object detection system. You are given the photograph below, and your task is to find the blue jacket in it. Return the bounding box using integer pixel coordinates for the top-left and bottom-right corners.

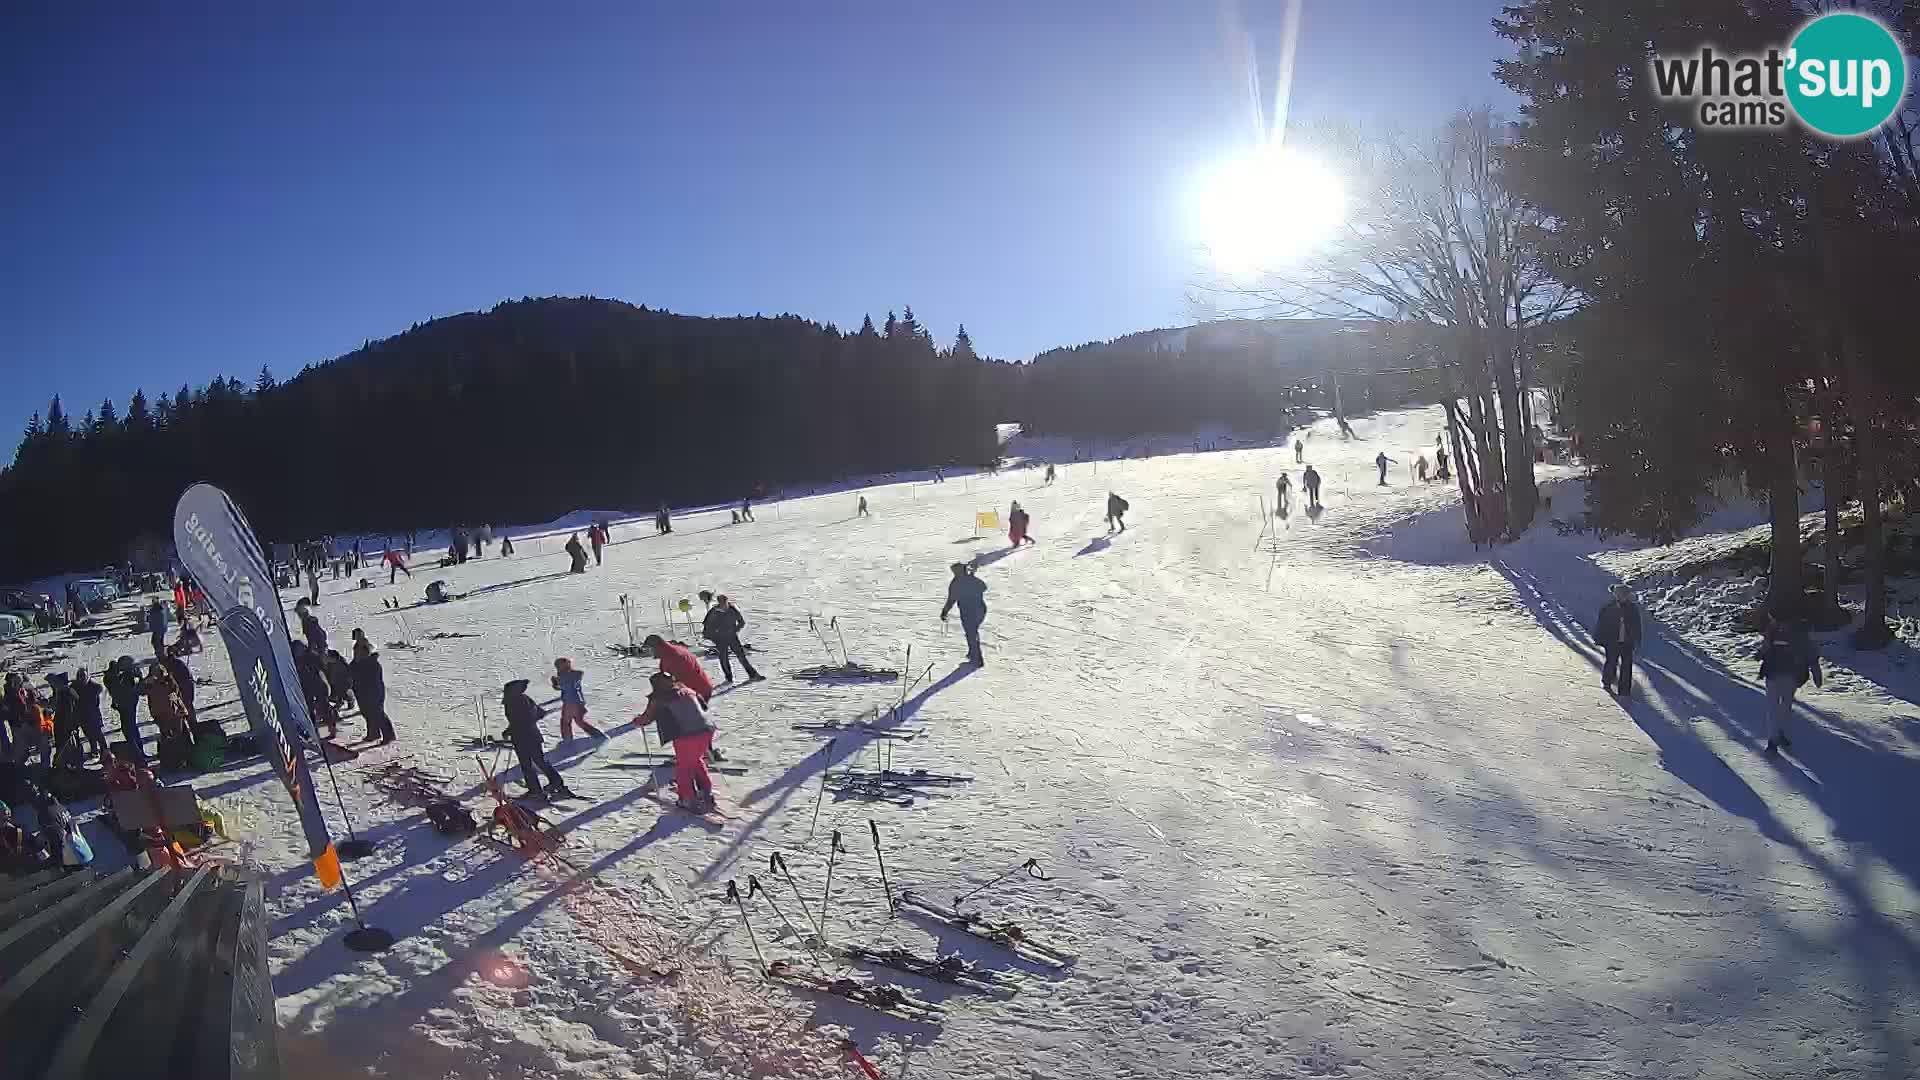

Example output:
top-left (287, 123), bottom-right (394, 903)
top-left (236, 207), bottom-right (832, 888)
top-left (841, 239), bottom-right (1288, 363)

top-left (554, 669), bottom-right (586, 707)
top-left (145, 603), bottom-right (168, 634)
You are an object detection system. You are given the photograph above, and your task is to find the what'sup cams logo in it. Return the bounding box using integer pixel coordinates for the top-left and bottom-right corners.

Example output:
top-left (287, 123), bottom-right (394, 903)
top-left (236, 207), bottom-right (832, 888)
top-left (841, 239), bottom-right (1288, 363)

top-left (1652, 12), bottom-right (1910, 138)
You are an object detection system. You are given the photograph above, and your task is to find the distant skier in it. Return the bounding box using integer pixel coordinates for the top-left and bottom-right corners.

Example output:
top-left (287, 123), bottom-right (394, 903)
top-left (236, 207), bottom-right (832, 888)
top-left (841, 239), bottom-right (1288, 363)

top-left (940, 562), bottom-right (989, 667)
top-left (644, 634), bottom-right (716, 706)
top-left (502, 678), bottom-right (574, 801)
top-left (1294, 439), bottom-right (1305, 464)
top-left (1106, 492), bottom-right (1129, 532)
top-left (564, 533), bottom-right (588, 574)
top-left (351, 640), bottom-right (395, 744)
top-left (856, 495), bottom-right (870, 518)
top-left (1593, 584), bottom-right (1642, 698)
top-left (588, 523), bottom-right (606, 566)
top-left (1374, 452), bottom-right (1397, 486)
top-left (1044, 463), bottom-right (1056, 484)
top-left (635, 670), bottom-right (716, 811)
top-left (657, 502), bottom-right (673, 535)
top-left (551, 657), bottom-right (605, 740)
top-left (1416, 454), bottom-right (1430, 482)
top-left (1007, 501), bottom-right (1035, 546)
top-left (500, 533), bottom-right (514, 556)
top-left (1435, 445), bottom-right (1450, 480)
top-left (1275, 473), bottom-right (1292, 513)
top-left (740, 498), bottom-right (754, 522)
top-left (384, 548), bottom-right (411, 584)
top-left (306, 564), bottom-right (321, 605)
top-left (1338, 417), bottom-right (1356, 439)
top-left (702, 594), bottom-right (764, 683)
top-left (1302, 466), bottom-right (1322, 509)
top-left (1757, 612), bottom-right (1822, 755)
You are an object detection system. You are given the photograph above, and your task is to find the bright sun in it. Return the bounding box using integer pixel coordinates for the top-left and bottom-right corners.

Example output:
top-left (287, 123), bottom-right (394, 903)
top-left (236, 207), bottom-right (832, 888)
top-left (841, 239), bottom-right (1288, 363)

top-left (1192, 144), bottom-right (1346, 277)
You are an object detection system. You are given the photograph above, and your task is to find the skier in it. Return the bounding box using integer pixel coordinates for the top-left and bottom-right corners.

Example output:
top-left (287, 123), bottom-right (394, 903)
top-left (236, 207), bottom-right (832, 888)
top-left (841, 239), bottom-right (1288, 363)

top-left (857, 495), bottom-right (870, 517)
top-left (295, 597), bottom-right (327, 653)
top-left (551, 657), bottom-right (606, 739)
top-left (1416, 454), bottom-right (1430, 482)
top-left (1593, 583), bottom-right (1642, 697)
top-left (1757, 612), bottom-right (1822, 755)
top-left (657, 502), bottom-right (672, 535)
top-left (104, 656), bottom-right (146, 764)
top-left (1008, 501), bottom-right (1035, 546)
top-left (1044, 463), bottom-right (1056, 484)
top-left (502, 678), bottom-right (574, 801)
top-left (939, 562), bottom-right (989, 667)
top-left (1302, 466), bottom-right (1322, 509)
top-left (145, 598), bottom-right (169, 657)
top-left (564, 533), bottom-right (589, 574)
top-left (1375, 452), bottom-right (1398, 486)
top-left (1106, 492), bottom-right (1129, 532)
top-left (500, 532), bottom-right (515, 556)
top-left (1275, 473), bottom-right (1292, 513)
top-left (702, 595), bottom-right (764, 683)
top-left (740, 498), bottom-right (754, 522)
top-left (634, 670), bottom-right (716, 811)
top-left (384, 547), bottom-right (411, 584)
top-left (645, 634), bottom-right (716, 706)
top-left (589, 523), bottom-right (606, 567)
top-left (350, 640), bottom-right (396, 744)
top-left (1435, 444), bottom-right (1451, 480)
top-left (1338, 417), bottom-right (1356, 439)
top-left (1294, 439), bottom-right (1304, 464)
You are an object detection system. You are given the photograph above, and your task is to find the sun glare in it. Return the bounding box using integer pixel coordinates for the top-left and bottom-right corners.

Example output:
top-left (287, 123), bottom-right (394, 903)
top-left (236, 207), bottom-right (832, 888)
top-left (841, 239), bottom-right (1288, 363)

top-left (1192, 144), bottom-right (1346, 277)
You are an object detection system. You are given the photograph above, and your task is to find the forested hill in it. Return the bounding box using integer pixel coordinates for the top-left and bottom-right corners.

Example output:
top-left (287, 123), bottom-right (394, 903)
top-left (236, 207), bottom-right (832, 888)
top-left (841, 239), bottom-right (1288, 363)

top-left (0, 297), bottom-right (1014, 577)
top-left (1, 298), bottom-right (1398, 579)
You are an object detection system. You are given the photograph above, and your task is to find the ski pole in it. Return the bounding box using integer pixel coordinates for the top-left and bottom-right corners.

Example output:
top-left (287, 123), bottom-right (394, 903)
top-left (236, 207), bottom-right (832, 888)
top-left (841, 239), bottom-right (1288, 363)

top-left (898, 644), bottom-right (911, 706)
top-left (953, 857), bottom-right (1049, 910)
top-left (771, 851), bottom-right (822, 935)
top-left (843, 1040), bottom-right (883, 1080)
top-left (832, 617), bottom-right (851, 666)
top-left (819, 830), bottom-right (846, 933)
top-left (753, 872), bottom-right (823, 959)
top-left (805, 738), bottom-right (834, 844)
top-left (727, 879), bottom-right (770, 976)
top-left (869, 819), bottom-right (896, 911)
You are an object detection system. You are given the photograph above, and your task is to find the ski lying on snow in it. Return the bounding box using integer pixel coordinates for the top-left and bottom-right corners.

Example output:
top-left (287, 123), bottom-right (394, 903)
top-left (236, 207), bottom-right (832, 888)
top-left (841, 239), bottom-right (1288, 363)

top-left (764, 960), bottom-right (944, 1021)
top-left (791, 722), bottom-right (923, 740)
top-left (893, 891), bottom-right (1074, 968)
top-left (830, 768), bottom-right (972, 785)
top-left (602, 761), bottom-right (750, 776)
top-left (836, 944), bottom-right (1015, 994)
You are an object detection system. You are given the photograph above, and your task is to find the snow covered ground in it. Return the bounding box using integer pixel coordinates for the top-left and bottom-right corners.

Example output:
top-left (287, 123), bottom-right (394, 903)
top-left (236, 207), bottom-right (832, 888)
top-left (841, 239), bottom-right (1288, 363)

top-left (12, 404), bottom-right (1919, 1079)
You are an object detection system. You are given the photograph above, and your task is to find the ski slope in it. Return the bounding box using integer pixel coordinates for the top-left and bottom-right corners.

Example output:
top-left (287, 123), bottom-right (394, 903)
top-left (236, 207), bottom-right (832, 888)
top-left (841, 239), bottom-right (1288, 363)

top-left (38, 405), bottom-right (1920, 1079)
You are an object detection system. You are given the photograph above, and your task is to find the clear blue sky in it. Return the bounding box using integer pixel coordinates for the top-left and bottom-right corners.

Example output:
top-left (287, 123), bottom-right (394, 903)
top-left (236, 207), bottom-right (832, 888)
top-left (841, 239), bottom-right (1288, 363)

top-left (1, 0), bottom-right (1510, 439)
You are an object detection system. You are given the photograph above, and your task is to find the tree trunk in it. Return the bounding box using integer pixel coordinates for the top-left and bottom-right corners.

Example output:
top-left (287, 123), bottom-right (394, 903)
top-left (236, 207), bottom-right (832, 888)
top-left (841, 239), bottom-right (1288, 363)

top-left (1764, 393), bottom-right (1804, 618)
top-left (1818, 393), bottom-right (1843, 626)
top-left (1444, 399), bottom-right (1483, 543)
top-left (1851, 412), bottom-right (1892, 647)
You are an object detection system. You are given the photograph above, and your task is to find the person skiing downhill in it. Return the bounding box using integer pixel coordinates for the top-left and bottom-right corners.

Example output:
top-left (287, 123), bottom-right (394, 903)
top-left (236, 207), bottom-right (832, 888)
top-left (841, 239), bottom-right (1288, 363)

top-left (502, 678), bottom-right (574, 801)
top-left (1302, 466), bottom-right (1322, 509)
top-left (701, 595), bottom-right (763, 683)
top-left (940, 562), bottom-right (989, 666)
top-left (1757, 611), bottom-right (1822, 755)
top-left (1593, 583), bottom-right (1642, 697)
top-left (635, 670), bottom-right (716, 811)
top-left (551, 657), bottom-right (605, 740)
top-left (1375, 452), bottom-right (1398, 486)
top-left (1106, 492), bottom-right (1129, 532)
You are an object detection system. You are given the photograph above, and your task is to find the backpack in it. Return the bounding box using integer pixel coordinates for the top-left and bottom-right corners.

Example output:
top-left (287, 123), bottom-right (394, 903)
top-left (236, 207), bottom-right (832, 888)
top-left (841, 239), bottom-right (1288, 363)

top-left (1114, 496), bottom-right (1129, 513)
top-left (426, 799), bottom-right (477, 836)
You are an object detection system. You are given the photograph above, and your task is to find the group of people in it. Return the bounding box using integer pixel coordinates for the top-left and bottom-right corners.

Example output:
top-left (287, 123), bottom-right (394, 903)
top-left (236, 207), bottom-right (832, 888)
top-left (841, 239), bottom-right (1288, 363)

top-left (3, 649), bottom-right (196, 771)
top-left (291, 599), bottom-right (394, 745)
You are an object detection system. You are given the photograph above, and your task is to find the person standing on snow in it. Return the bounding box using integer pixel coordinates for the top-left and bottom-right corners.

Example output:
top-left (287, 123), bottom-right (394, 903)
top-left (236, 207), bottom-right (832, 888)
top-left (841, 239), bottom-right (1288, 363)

top-left (1007, 501), bottom-right (1035, 546)
top-left (1375, 452), bottom-right (1398, 486)
top-left (104, 657), bottom-right (146, 764)
top-left (645, 634), bottom-right (716, 706)
top-left (1044, 463), bottom-right (1057, 484)
top-left (1416, 454), bottom-right (1430, 482)
top-left (1294, 439), bottom-right (1305, 464)
top-left (1593, 583), bottom-right (1642, 697)
top-left (551, 657), bottom-right (606, 739)
top-left (940, 562), bottom-right (989, 666)
top-left (1106, 492), bottom-right (1129, 532)
top-left (634, 670), bottom-right (717, 811)
top-left (350, 640), bottom-right (396, 744)
top-left (295, 597), bottom-right (328, 654)
top-left (1757, 612), bottom-right (1822, 755)
top-left (1435, 444), bottom-right (1450, 480)
top-left (740, 498), bottom-right (754, 522)
top-left (856, 495), bottom-right (870, 517)
top-left (702, 595), bottom-right (764, 683)
top-left (588, 523), bottom-right (606, 567)
top-left (384, 547), bottom-right (411, 584)
top-left (564, 533), bottom-right (589, 574)
top-left (1275, 473), bottom-right (1292, 513)
top-left (502, 678), bottom-right (574, 801)
top-left (145, 598), bottom-right (169, 657)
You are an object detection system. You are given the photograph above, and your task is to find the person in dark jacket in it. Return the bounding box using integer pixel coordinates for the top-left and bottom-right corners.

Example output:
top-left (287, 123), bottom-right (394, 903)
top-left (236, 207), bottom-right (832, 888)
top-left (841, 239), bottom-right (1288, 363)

top-left (45, 672), bottom-right (81, 767)
top-left (1593, 583), bottom-right (1643, 697)
top-left (589, 524), bottom-right (606, 566)
top-left (295, 598), bottom-right (327, 654)
top-left (634, 670), bottom-right (716, 810)
top-left (502, 678), bottom-right (572, 800)
top-left (740, 498), bottom-right (754, 522)
top-left (350, 641), bottom-right (395, 744)
top-left (1758, 613), bottom-right (1823, 755)
top-left (142, 659), bottom-right (194, 767)
top-left (564, 533), bottom-right (588, 574)
top-left (104, 657), bottom-right (146, 764)
top-left (701, 595), bottom-right (763, 682)
top-left (145, 598), bottom-right (169, 657)
top-left (1302, 466), bottom-right (1323, 509)
top-left (71, 668), bottom-right (107, 761)
top-left (939, 562), bottom-right (989, 666)
top-left (162, 652), bottom-right (196, 723)
top-left (1106, 492), bottom-right (1129, 533)
top-left (323, 649), bottom-right (355, 713)
top-left (1375, 452), bottom-right (1398, 486)
top-left (291, 641), bottom-right (337, 741)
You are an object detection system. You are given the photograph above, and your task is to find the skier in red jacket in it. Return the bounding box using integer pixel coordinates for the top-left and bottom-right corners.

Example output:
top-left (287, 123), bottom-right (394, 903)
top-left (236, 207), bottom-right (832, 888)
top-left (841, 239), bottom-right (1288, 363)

top-left (644, 635), bottom-right (715, 706)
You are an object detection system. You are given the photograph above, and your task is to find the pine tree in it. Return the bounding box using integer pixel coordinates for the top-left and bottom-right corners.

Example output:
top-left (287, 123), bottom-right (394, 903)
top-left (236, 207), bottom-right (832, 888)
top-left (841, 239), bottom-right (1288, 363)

top-left (45, 396), bottom-right (69, 437)
top-left (857, 315), bottom-right (878, 338)
top-left (952, 325), bottom-right (978, 362)
top-left (883, 311), bottom-right (899, 339)
top-left (899, 306), bottom-right (925, 342)
top-left (23, 412), bottom-right (42, 441)
top-left (98, 397), bottom-right (118, 430)
top-left (154, 393), bottom-right (173, 426)
top-left (126, 390), bottom-right (150, 429)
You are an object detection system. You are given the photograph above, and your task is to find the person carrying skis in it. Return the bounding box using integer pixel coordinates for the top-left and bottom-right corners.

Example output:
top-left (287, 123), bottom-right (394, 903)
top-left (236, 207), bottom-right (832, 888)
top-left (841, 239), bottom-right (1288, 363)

top-left (940, 562), bottom-right (989, 667)
top-left (589, 523), bottom-right (606, 567)
top-left (502, 678), bottom-right (574, 800)
top-left (551, 657), bottom-right (605, 739)
top-left (645, 634), bottom-right (716, 706)
top-left (1757, 611), bottom-right (1822, 755)
top-left (1106, 492), bottom-right (1129, 532)
top-left (1375, 452), bottom-right (1398, 486)
top-left (1302, 465), bottom-right (1323, 509)
top-left (635, 670), bottom-right (716, 811)
top-left (104, 656), bottom-right (146, 764)
top-left (702, 595), bottom-right (764, 682)
top-left (1593, 583), bottom-right (1642, 697)
top-left (564, 533), bottom-right (589, 574)
top-left (349, 641), bottom-right (395, 744)
top-left (145, 598), bottom-right (169, 657)
top-left (384, 547), bottom-right (411, 584)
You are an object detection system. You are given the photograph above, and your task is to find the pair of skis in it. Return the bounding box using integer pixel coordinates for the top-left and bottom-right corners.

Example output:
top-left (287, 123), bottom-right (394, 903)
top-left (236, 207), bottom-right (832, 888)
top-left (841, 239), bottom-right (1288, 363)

top-left (891, 891), bottom-right (1074, 969)
top-left (792, 720), bottom-right (925, 740)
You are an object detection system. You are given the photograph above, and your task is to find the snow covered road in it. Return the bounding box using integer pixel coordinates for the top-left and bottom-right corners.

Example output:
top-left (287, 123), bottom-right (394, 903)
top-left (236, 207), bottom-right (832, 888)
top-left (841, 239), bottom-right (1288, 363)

top-left (88, 405), bottom-right (1919, 1079)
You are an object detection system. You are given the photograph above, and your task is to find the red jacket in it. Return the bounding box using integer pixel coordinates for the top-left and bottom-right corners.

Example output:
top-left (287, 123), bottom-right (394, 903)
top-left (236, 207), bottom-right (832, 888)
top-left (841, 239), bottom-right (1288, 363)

top-left (655, 642), bottom-right (714, 703)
